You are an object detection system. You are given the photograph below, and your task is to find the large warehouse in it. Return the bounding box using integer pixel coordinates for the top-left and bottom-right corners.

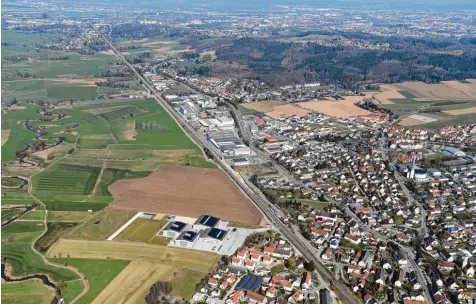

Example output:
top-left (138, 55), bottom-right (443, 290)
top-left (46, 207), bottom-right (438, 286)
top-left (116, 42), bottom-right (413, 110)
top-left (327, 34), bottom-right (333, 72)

top-left (159, 214), bottom-right (254, 255)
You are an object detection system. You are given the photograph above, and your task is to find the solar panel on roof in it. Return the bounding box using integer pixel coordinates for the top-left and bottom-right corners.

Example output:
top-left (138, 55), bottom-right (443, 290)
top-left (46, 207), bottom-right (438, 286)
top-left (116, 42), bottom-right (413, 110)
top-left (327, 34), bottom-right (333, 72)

top-left (182, 231), bottom-right (197, 241)
top-left (207, 228), bottom-right (227, 240)
top-left (198, 215), bottom-right (219, 227)
top-left (235, 275), bottom-right (263, 291)
top-left (170, 221), bottom-right (186, 232)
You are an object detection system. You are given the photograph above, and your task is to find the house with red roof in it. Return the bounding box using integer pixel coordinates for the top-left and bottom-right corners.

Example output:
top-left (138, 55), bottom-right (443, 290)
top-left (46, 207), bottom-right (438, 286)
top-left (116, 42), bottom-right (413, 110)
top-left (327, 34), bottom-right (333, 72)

top-left (246, 291), bottom-right (267, 304)
top-left (232, 257), bottom-right (243, 267)
top-left (301, 272), bottom-right (312, 289)
top-left (226, 290), bottom-right (243, 304)
top-left (208, 277), bottom-right (218, 287)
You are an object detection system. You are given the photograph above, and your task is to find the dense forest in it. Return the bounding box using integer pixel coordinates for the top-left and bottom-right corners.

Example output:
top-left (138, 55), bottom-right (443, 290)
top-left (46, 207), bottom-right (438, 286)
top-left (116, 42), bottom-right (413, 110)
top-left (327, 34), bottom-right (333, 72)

top-left (214, 35), bottom-right (476, 88)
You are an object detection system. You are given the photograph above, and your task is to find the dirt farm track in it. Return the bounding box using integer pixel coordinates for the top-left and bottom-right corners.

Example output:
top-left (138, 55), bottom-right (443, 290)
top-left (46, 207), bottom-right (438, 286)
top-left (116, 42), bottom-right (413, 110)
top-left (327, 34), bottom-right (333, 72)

top-left (109, 165), bottom-right (263, 225)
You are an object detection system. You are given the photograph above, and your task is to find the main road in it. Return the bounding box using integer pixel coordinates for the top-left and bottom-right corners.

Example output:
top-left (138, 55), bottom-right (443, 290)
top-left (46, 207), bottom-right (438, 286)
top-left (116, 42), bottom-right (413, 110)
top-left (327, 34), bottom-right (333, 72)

top-left (99, 31), bottom-right (360, 304)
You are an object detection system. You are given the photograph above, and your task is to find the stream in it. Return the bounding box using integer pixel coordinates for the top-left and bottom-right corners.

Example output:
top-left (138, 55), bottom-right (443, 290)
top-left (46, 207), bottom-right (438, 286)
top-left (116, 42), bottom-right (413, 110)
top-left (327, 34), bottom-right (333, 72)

top-left (1, 205), bottom-right (35, 227)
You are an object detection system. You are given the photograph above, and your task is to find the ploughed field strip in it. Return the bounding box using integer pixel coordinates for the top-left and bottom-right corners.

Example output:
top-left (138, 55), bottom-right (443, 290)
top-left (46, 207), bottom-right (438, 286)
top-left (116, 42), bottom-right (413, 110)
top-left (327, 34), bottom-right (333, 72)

top-left (109, 165), bottom-right (263, 225)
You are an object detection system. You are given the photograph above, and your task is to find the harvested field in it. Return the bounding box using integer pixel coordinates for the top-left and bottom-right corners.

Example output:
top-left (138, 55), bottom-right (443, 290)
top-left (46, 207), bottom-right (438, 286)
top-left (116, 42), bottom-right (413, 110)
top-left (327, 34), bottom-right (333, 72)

top-left (441, 81), bottom-right (476, 98)
top-left (92, 260), bottom-right (203, 303)
top-left (399, 117), bottom-right (426, 126)
top-left (47, 239), bottom-right (218, 272)
top-left (297, 99), bottom-right (370, 118)
top-left (109, 165), bottom-right (262, 225)
top-left (92, 261), bottom-right (175, 304)
top-left (242, 100), bottom-right (285, 113)
top-left (265, 104), bottom-right (311, 119)
top-left (2, 129), bottom-right (10, 146)
top-left (393, 81), bottom-right (476, 101)
top-left (373, 85), bottom-right (406, 104)
top-left (444, 106), bottom-right (476, 115)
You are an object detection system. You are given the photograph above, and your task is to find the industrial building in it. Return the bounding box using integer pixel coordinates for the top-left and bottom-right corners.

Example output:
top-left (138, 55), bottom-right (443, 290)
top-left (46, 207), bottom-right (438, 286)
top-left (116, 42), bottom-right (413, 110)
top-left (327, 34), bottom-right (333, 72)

top-left (162, 221), bottom-right (187, 238)
top-left (159, 214), bottom-right (257, 255)
top-left (231, 157), bottom-right (251, 166)
top-left (442, 146), bottom-right (466, 157)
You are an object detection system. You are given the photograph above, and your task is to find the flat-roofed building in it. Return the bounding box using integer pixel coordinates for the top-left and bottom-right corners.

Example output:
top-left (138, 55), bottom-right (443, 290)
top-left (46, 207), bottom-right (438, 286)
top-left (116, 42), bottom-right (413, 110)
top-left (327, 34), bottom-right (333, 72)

top-left (200, 228), bottom-right (228, 243)
top-left (162, 221), bottom-right (187, 238)
top-left (194, 215), bottom-right (220, 230)
top-left (174, 230), bottom-right (198, 248)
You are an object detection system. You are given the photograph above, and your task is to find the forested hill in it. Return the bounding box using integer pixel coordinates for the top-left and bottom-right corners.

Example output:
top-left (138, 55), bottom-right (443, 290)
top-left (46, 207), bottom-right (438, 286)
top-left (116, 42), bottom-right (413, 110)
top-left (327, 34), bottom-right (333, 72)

top-left (215, 36), bottom-right (476, 89)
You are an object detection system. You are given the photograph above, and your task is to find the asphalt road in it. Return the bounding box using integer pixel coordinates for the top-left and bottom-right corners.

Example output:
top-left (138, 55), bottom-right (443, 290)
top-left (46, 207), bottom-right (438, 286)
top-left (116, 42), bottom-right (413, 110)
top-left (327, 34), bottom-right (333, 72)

top-left (100, 33), bottom-right (360, 304)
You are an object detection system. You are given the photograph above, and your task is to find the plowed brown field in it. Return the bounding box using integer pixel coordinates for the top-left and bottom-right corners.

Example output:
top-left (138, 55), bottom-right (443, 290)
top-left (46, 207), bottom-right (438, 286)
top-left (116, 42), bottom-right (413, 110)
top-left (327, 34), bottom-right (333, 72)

top-left (109, 165), bottom-right (262, 225)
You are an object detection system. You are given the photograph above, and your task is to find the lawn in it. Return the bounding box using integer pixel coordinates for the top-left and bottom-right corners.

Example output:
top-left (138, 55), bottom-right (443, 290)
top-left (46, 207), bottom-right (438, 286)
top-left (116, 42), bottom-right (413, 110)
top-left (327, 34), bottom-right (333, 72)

top-left (48, 239), bottom-right (219, 272)
top-left (1, 279), bottom-right (55, 304)
top-left (148, 236), bottom-right (170, 246)
top-left (117, 218), bottom-right (167, 242)
top-left (32, 163), bottom-right (102, 195)
top-left (53, 258), bottom-right (130, 304)
top-left (67, 207), bottom-right (135, 241)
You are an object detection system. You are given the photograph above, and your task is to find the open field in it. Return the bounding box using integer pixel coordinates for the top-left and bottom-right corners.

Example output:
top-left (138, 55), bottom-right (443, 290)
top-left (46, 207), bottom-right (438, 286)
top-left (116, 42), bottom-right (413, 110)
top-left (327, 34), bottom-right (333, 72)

top-left (53, 258), bottom-right (130, 304)
top-left (35, 222), bottom-right (78, 252)
top-left (1, 279), bottom-right (55, 304)
top-left (2, 129), bottom-right (10, 146)
top-left (390, 81), bottom-right (476, 101)
top-left (373, 80), bottom-right (476, 126)
top-left (443, 106), bottom-right (476, 115)
top-left (46, 83), bottom-right (98, 101)
top-left (48, 239), bottom-right (219, 272)
top-left (109, 165), bottom-right (263, 225)
top-left (117, 218), bottom-right (167, 242)
top-left (68, 207), bottom-right (135, 241)
top-left (265, 104), bottom-right (311, 119)
top-left (373, 84), bottom-right (406, 104)
top-left (48, 211), bottom-right (92, 222)
top-left (242, 100), bottom-right (285, 113)
top-left (2, 221), bottom-right (80, 296)
top-left (297, 98), bottom-right (371, 118)
top-left (33, 163), bottom-right (101, 195)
